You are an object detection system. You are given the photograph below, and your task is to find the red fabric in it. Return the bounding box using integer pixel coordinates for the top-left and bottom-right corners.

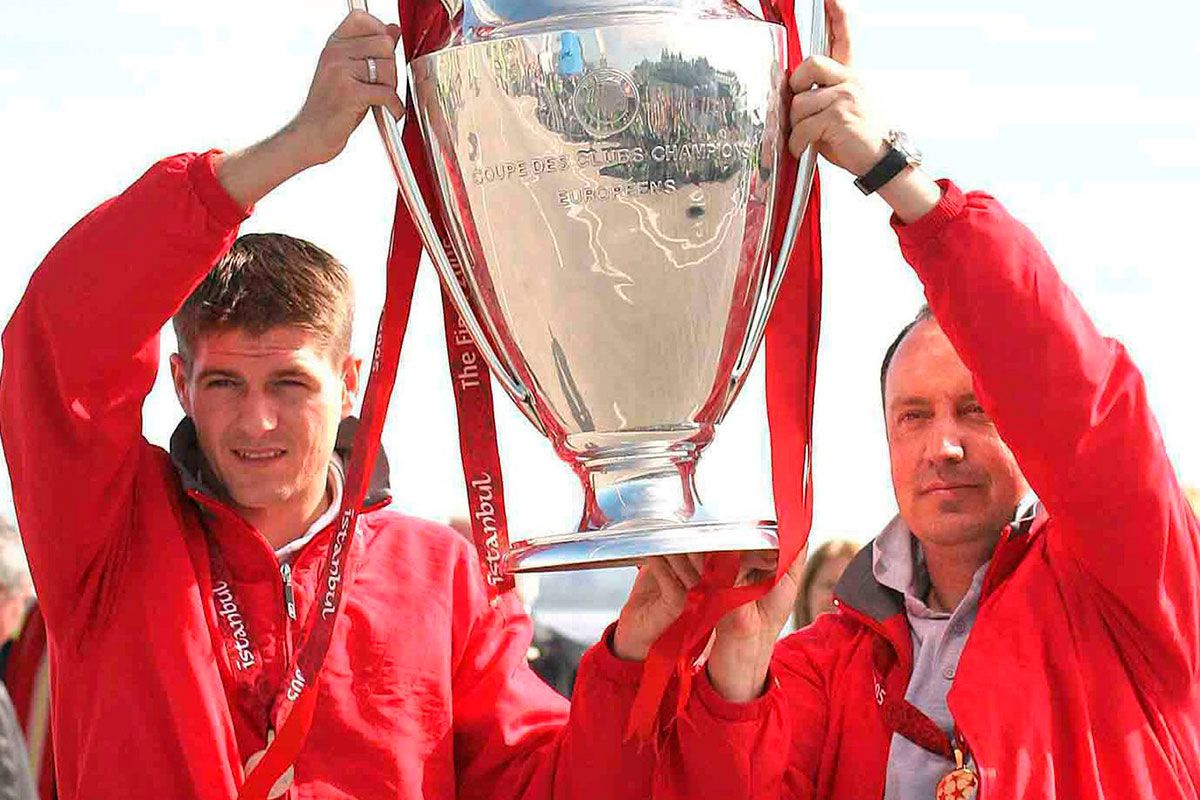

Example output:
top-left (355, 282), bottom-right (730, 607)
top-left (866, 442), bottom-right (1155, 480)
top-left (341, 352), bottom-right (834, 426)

top-left (237, 120), bottom-right (428, 799)
top-left (388, 0), bottom-right (822, 745)
top-left (397, 0), bottom-right (516, 601)
top-left (0, 152), bottom-right (657, 799)
top-left (627, 0), bottom-right (823, 742)
top-left (658, 180), bottom-right (1200, 798)
top-left (4, 605), bottom-right (56, 800)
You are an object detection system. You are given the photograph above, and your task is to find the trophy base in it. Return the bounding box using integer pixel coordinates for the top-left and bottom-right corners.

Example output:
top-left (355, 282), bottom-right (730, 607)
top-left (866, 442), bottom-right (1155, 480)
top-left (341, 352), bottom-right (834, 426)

top-left (503, 519), bottom-right (778, 573)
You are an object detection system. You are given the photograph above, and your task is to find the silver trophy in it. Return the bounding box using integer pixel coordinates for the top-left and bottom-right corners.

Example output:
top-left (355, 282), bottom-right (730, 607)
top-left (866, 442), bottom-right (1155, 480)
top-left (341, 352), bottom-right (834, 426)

top-left (365, 0), bottom-right (824, 572)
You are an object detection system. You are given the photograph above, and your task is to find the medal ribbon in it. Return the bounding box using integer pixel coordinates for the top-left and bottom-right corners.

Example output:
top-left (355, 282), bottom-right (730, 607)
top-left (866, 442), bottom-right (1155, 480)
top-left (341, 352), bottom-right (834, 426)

top-left (234, 5), bottom-right (483, 795)
top-left (229, 184), bottom-right (423, 798)
top-left (210, 4), bottom-right (511, 795)
top-left (870, 637), bottom-right (968, 762)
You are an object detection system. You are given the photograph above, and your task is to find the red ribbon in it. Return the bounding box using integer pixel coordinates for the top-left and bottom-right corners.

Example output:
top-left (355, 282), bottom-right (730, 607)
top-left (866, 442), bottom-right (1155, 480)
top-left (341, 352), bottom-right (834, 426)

top-left (236, 182), bottom-right (423, 798)
top-left (382, 0), bottom-right (822, 744)
top-left (625, 0), bottom-right (822, 741)
top-left (393, 0), bottom-right (516, 599)
top-left (235, 8), bottom-right (821, 793)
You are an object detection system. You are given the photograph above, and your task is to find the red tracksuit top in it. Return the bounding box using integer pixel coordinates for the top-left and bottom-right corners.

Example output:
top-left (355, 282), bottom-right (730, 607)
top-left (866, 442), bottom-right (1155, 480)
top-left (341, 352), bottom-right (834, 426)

top-left (656, 180), bottom-right (1200, 799)
top-left (0, 151), bottom-right (661, 799)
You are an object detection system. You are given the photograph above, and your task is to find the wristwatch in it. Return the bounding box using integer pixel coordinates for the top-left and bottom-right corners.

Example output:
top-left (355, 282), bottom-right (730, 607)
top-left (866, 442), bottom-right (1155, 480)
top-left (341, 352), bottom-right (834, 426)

top-left (854, 130), bottom-right (923, 196)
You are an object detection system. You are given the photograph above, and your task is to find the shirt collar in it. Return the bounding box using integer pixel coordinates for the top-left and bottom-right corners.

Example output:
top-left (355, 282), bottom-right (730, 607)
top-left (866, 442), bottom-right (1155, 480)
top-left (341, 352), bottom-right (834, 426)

top-left (871, 491), bottom-right (1040, 614)
top-left (274, 455), bottom-right (345, 564)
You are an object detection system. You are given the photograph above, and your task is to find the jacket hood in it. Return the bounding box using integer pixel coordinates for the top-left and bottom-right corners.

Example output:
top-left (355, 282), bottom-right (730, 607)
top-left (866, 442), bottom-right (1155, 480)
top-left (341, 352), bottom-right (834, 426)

top-left (168, 415), bottom-right (392, 511)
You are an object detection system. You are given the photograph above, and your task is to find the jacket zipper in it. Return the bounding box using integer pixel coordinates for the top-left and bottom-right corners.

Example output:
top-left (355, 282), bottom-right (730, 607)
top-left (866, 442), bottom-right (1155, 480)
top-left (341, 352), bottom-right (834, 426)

top-left (277, 561), bottom-right (296, 725)
top-left (280, 563), bottom-right (297, 622)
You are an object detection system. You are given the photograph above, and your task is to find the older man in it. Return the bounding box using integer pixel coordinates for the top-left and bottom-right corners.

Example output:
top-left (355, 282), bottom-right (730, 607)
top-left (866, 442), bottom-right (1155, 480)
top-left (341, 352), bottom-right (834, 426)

top-left (663, 3), bottom-right (1200, 799)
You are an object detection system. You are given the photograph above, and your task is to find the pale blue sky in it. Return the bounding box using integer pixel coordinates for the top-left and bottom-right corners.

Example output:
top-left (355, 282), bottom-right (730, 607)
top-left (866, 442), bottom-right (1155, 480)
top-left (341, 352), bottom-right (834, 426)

top-left (0, 0), bottom-right (1197, 552)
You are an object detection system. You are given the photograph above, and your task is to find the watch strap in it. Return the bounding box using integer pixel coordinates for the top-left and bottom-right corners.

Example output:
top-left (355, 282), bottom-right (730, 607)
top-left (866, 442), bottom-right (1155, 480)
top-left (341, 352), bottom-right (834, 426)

top-left (854, 145), bottom-right (911, 196)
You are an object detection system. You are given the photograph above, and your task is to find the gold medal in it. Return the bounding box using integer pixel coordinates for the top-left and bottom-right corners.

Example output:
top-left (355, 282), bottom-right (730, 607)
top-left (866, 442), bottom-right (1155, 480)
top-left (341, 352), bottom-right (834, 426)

top-left (244, 729), bottom-right (296, 799)
top-left (935, 748), bottom-right (978, 800)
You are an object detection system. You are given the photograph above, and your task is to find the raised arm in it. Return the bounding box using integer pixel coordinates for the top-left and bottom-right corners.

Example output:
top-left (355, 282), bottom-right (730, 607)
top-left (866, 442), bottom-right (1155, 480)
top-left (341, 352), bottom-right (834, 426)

top-left (446, 541), bottom-right (657, 800)
top-left (787, 15), bottom-right (1198, 690)
top-left (0, 9), bottom-right (403, 630)
top-left (893, 182), bottom-right (1200, 690)
top-left (0, 151), bottom-right (250, 626)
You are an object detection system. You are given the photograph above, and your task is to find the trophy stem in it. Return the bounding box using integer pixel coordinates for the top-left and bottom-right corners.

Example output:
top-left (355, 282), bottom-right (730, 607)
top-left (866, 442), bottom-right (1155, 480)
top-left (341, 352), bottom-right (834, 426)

top-left (577, 447), bottom-right (708, 532)
top-left (502, 442), bottom-right (778, 573)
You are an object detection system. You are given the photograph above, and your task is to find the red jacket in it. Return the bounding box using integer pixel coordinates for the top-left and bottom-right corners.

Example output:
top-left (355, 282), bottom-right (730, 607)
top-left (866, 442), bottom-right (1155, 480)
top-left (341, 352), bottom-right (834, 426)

top-left (0, 152), bottom-right (659, 799)
top-left (663, 180), bottom-right (1200, 799)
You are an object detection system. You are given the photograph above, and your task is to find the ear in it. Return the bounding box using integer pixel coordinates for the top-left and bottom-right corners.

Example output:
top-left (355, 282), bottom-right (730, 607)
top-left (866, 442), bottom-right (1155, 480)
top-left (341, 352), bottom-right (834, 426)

top-left (169, 354), bottom-right (194, 417)
top-left (340, 355), bottom-right (363, 418)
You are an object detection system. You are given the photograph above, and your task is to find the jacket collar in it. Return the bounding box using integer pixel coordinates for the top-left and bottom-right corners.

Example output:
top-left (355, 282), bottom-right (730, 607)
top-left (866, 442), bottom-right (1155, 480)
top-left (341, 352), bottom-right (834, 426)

top-left (168, 416), bottom-right (392, 512)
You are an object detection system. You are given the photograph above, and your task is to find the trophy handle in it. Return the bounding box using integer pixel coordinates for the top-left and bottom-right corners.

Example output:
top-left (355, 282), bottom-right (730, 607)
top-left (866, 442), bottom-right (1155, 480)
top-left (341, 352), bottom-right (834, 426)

top-left (727, 1), bottom-right (828, 395)
top-left (345, 0), bottom-right (544, 432)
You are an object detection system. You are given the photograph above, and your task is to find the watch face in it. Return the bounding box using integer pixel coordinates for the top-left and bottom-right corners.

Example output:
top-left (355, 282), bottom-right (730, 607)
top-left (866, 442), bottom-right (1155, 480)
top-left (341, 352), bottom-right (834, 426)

top-left (889, 130), bottom-right (923, 166)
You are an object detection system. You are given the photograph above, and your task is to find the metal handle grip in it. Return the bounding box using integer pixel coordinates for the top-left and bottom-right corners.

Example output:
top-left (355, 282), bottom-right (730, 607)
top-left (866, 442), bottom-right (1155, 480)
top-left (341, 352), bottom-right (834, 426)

top-left (727, 1), bottom-right (828, 391)
top-left (345, 0), bottom-right (541, 426)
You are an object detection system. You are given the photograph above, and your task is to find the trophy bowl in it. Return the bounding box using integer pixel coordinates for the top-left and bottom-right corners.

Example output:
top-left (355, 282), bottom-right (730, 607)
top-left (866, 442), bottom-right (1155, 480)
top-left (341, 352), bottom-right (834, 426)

top-left (374, 0), bottom-right (823, 572)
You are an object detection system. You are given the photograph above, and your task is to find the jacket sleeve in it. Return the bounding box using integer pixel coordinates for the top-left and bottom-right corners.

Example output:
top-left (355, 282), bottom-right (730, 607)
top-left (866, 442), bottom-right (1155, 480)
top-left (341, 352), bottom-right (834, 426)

top-left (652, 617), bottom-right (842, 800)
top-left (0, 152), bottom-right (249, 630)
top-left (895, 180), bottom-right (1200, 692)
top-left (449, 543), bottom-right (655, 800)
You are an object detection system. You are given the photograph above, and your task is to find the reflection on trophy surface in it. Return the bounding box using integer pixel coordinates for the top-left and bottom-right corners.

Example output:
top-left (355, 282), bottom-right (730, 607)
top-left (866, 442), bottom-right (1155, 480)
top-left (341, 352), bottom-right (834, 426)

top-left (388, 0), bottom-right (821, 571)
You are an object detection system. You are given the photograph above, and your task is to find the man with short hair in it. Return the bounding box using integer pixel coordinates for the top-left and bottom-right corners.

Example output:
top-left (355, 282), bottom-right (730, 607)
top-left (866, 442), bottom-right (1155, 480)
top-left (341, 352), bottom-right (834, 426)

top-left (662, 3), bottom-right (1200, 798)
top-left (0, 11), bottom-right (709, 799)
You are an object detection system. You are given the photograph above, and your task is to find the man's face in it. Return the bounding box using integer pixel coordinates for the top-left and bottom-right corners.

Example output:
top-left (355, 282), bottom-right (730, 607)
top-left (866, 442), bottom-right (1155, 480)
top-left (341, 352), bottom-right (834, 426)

top-left (170, 327), bottom-right (359, 516)
top-left (884, 319), bottom-right (1029, 548)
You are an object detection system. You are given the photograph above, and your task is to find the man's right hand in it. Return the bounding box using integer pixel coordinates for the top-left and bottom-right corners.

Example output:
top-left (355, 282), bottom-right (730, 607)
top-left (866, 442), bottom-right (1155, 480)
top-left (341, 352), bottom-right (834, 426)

top-left (788, 0), bottom-right (941, 223)
top-left (216, 11), bottom-right (404, 207)
top-left (288, 10), bottom-right (404, 167)
top-left (611, 550), bottom-right (806, 704)
top-left (704, 550), bottom-right (806, 703)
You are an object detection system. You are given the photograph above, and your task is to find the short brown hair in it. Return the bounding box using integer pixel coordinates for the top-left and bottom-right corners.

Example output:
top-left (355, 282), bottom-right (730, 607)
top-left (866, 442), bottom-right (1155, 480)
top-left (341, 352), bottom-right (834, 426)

top-left (880, 304), bottom-right (935, 405)
top-left (173, 233), bottom-right (354, 364)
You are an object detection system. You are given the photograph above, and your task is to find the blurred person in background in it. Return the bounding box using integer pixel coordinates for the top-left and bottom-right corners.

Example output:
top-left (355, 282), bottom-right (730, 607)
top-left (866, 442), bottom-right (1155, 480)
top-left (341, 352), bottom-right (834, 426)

top-left (792, 539), bottom-right (859, 629)
top-left (0, 682), bottom-right (35, 800)
top-left (1, 605), bottom-right (50, 800)
top-left (0, 518), bottom-right (46, 799)
top-left (0, 520), bottom-right (33, 671)
top-left (516, 573), bottom-right (589, 698)
top-left (0, 520), bottom-right (36, 800)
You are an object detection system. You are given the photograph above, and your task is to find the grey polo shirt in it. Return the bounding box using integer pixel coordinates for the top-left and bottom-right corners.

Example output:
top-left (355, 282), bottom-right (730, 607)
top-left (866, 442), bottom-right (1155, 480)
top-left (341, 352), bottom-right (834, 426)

top-left (873, 518), bottom-right (987, 800)
top-left (873, 496), bottom-right (1037, 800)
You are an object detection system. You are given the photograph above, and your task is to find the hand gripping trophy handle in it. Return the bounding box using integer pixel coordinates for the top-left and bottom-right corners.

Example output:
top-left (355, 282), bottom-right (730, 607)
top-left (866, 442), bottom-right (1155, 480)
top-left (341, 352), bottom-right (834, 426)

top-left (727, 1), bottom-right (828, 397)
top-left (345, 0), bottom-right (545, 433)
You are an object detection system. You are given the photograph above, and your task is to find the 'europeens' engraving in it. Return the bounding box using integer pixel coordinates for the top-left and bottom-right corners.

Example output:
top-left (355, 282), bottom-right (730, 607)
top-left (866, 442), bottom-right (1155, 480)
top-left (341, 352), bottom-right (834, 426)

top-left (557, 179), bottom-right (678, 207)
